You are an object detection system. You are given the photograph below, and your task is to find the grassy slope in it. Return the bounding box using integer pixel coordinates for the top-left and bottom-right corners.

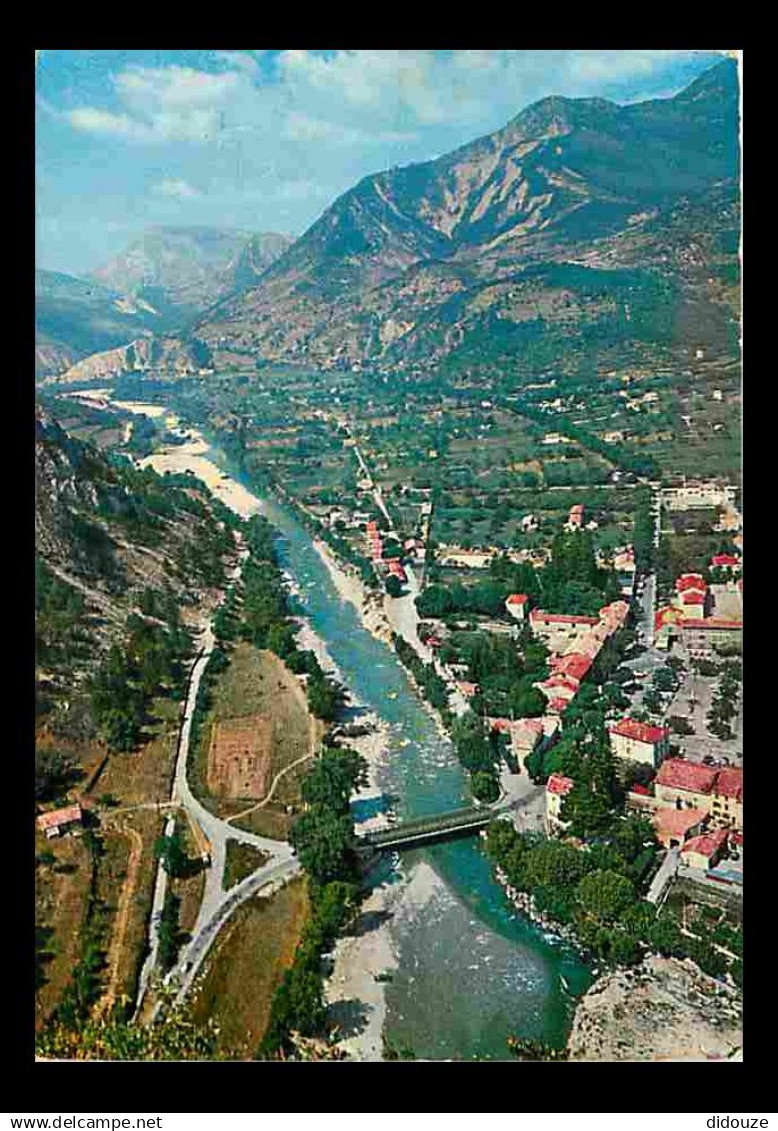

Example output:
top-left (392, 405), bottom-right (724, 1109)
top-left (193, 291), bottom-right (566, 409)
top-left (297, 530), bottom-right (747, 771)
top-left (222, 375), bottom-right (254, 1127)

top-left (191, 877), bottom-right (310, 1058)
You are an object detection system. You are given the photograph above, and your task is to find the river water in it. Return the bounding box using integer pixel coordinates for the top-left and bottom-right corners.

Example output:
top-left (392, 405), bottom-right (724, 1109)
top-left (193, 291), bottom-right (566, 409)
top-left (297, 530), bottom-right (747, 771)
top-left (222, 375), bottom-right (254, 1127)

top-left (205, 444), bottom-right (593, 1060)
top-left (79, 391), bottom-right (592, 1058)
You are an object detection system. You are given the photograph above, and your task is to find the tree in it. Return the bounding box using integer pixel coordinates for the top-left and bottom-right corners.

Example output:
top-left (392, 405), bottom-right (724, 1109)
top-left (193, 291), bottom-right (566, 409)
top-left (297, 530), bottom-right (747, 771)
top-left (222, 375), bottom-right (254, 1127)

top-left (155, 828), bottom-right (193, 879)
top-left (35, 748), bottom-right (77, 801)
top-left (471, 769), bottom-right (500, 803)
top-left (385, 575), bottom-right (404, 598)
top-left (576, 869), bottom-right (636, 925)
top-left (289, 808), bottom-right (356, 887)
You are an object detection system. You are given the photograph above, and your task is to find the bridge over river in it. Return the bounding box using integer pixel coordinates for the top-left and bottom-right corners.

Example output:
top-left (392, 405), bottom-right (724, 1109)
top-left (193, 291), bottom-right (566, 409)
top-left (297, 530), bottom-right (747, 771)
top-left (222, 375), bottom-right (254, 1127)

top-left (357, 800), bottom-right (516, 851)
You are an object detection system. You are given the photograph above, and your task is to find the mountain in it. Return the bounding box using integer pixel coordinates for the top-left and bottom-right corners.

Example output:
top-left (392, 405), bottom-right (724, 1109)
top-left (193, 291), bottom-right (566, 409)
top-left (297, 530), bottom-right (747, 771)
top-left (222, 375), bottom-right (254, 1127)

top-left (43, 333), bottom-right (212, 387)
top-left (35, 269), bottom-right (162, 379)
top-left (91, 226), bottom-right (293, 326)
top-left (194, 59), bottom-right (739, 372)
top-left (35, 403), bottom-right (237, 715)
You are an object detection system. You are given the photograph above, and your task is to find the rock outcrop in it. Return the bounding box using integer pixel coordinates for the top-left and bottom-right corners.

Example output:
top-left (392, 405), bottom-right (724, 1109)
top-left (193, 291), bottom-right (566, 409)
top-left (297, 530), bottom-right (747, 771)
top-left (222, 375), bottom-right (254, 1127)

top-left (567, 955), bottom-right (742, 1061)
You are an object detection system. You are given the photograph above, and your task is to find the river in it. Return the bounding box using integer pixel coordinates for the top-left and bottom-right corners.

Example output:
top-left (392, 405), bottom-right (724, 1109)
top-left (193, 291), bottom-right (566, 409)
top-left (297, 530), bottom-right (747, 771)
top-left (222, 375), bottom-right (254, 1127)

top-left (79, 394), bottom-right (593, 1058)
top-left (204, 440), bottom-right (593, 1059)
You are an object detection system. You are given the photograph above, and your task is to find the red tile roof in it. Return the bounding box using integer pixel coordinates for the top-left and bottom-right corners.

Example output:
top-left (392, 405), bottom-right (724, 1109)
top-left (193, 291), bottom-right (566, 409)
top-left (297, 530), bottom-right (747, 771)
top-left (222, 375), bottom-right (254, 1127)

top-left (455, 681), bottom-right (479, 697)
top-left (530, 610), bottom-right (599, 626)
top-left (489, 718), bottom-right (513, 733)
top-left (547, 773), bottom-right (575, 796)
top-left (542, 674), bottom-right (580, 693)
top-left (682, 827), bottom-right (728, 861)
top-left (569, 505), bottom-right (584, 516)
top-left (37, 804), bottom-right (82, 832)
top-left (655, 758), bottom-right (717, 795)
top-left (548, 697), bottom-right (569, 714)
top-left (677, 573), bottom-right (707, 592)
top-left (554, 653), bottom-right (593, 682)
top-left (610, 718), bottom-right (669, 745)
top-left (653, 808), bottom-right (706, 841)
top-left (512, 718), bottom-right (545, 747)
top-left (711, 554), bottom-right (740, 568)
top-left (680, 591), bottom-right (705, 605)
top-left (714, 767), bottom-right (743, 802)
top-left (630, 783), bottom-right (651, 796)
top-left (506, 593), bottom-right (529, 605)
top-left (655, 605), bottom-right (684, 630)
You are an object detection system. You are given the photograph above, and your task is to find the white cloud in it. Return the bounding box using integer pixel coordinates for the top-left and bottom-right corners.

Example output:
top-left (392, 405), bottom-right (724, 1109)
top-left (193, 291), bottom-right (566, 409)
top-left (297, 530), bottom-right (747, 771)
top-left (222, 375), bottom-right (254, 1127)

top-left (68, 64), bottom-right (242, 144)
top-left (215, 51), bottom-right (261, 76)
top-left (152, 178), bottom-right (201, 198)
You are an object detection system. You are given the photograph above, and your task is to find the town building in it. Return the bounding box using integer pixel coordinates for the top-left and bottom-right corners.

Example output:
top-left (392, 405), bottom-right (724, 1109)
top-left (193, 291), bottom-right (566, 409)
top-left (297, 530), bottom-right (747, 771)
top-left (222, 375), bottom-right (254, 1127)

top-left (505, 593), bottom-right (529, 621)
top-left (546, 774), bottom-right (575, 833)
top-left (710, 767), bottom-right (743, 831)
top-left (37, 803), bottom-right (83, 839)
top-left (680, 618), bottom-right (743, 659)
top-left (508, 716), bottom-right (561, 771)
top-left (675, 573), bottom-right (709, 621)
top-left (454, 680), bottom-right (479, 699)
top-left (652, 807), bottom-right (708, 849)
top-left (654, 758), bottom-right (718, 811)
top-left (609, 718), bottom-right (670, 767)
top-left (710, 553), bottom-right (741, 573)
top-left (681, 827), bottom-right (729, 872)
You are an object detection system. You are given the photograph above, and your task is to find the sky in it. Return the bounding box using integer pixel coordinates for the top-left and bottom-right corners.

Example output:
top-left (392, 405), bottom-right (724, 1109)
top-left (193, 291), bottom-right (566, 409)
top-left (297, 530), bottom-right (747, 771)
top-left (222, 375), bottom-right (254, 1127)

top-left (35, 49), bottom-right (729, 277)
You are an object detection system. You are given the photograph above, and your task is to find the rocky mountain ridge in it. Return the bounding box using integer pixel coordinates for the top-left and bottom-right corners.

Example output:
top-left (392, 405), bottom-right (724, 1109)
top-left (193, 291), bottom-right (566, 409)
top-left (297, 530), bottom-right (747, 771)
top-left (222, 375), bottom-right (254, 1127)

top-left (35, 269), bottom-right (162, 379)
top-left (90, 225), bottom-right (293, 325)
top-left (193, 59), bottom-right (739, 373)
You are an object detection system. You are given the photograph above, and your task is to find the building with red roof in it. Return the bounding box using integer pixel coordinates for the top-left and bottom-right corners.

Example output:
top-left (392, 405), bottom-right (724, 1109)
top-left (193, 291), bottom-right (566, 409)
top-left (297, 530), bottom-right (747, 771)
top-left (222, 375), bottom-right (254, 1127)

top-left (681, 827), bottom-right (729, 871)
top-left (488, 718), bottom-right (514, 734)
top-left (680, 617), bottom-right (743, 658)
top-left (547, 697), bottom-right (570, 715)
top-left (505, 593), bottom-right (529, 621)
top-left (609, 718), bottom-right (670, 768)
top-left (553, 653), bottom-right (593, 683)
top-left (677, 573), bottom-right (707, 593)
top-left (455, 680), bottom-right (479, 698)
top-left (654, 758), bottom-right (718, 806)
top-left (711, 553), bottom-right (741, 571)
top-left (546, 774), bottom-right (575, 831)
top-left (530, 610), bottom-right (599, 628)
top-left (37, 803), bottom-right (83, 839)
top-left (652, 807), bottom-right (708, 849)
top-left (710, 767), bottom-right (743, 831)
top-left (508, 715), bottom-right (561, 771)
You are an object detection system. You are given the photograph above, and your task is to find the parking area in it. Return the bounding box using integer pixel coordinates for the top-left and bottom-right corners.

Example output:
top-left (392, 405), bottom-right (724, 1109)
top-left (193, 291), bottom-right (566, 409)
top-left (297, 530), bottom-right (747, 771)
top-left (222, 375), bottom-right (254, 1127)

top-left (664, 661), bottom-right (742, 766)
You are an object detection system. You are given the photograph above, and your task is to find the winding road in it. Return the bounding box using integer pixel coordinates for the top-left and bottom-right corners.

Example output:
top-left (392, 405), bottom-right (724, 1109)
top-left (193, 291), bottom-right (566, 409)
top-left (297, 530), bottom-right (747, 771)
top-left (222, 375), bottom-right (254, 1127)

top-left (136, 547), bottom-right (301, 1018)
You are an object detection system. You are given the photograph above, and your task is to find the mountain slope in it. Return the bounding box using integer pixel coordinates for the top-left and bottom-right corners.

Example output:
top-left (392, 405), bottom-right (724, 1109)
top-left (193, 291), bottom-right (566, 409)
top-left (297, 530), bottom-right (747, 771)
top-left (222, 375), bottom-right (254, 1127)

top-left (35, 404), bottom-right (238, 720)
top-left (35, 270), bottom-right (162, 379)
top-left (195, 59), bottom-right (739, 372)
top-left (91, 226), bottom-right (293, 326)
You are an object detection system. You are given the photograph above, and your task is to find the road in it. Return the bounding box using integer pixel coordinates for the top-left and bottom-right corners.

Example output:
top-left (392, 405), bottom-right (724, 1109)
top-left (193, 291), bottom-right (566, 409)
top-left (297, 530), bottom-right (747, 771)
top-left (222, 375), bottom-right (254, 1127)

top-left (137, 547), bottom-right (300, 1018)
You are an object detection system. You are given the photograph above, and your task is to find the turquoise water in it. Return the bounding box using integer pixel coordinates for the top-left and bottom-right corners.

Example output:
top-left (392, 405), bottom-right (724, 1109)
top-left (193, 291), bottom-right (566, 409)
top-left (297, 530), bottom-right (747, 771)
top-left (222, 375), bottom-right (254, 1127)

top-left (211, 444), bottom-right (593, 1058)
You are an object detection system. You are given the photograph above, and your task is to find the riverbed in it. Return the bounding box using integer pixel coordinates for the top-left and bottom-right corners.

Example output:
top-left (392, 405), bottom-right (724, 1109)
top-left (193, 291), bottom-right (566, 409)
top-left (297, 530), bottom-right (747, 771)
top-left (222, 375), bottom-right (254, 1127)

top-left (79, 396), bottom-right (593, 1059)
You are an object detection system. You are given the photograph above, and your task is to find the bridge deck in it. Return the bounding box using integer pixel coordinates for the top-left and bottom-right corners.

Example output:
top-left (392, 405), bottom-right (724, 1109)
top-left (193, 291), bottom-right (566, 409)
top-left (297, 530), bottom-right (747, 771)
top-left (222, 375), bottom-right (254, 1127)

top-left (358, 805), bottom-right (499, 849)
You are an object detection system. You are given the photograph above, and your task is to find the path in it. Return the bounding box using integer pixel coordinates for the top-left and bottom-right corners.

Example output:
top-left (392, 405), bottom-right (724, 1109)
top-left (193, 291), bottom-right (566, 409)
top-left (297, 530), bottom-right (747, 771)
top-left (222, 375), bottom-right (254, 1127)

top-left (226, 750), bottom-right (315, 825)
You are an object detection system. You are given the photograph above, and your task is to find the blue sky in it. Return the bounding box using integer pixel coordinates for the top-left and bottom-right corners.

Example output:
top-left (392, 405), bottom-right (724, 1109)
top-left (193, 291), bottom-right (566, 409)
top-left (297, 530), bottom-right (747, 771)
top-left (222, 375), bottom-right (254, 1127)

top-left (35, 49), bottom-right (728, 277)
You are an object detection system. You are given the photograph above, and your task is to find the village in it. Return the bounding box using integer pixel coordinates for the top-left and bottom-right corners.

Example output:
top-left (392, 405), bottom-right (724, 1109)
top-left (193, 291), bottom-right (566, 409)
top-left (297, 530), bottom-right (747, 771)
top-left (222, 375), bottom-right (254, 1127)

top-left (299, 463), bottom-right (743, 939)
